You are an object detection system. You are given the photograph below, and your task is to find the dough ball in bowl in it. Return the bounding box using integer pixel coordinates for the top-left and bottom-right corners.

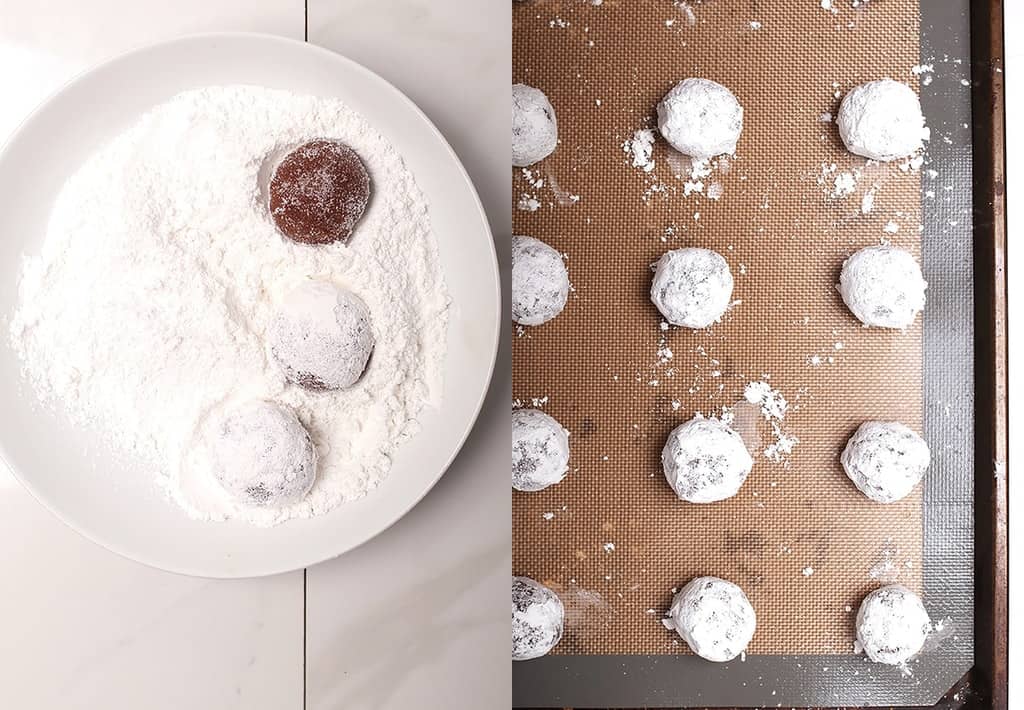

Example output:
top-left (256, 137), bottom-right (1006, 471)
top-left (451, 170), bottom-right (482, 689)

top-left (512, 235), bottom-right (569, 326)
top-left (512, 83), bottom-right (558, 167)
top-left (204, 400), bottom-right (317, 507)
top-left (841, 421), bottom-right (930, 503)
top-left (269, 280), bottom-right (374, 391)
top-left (665, 576), bottom-right (756, 662)
top-left (662, 416), bottom-right (752, 503)
top-left (513, 576), bottom-right (564, 660)
top-left (268, 139), bottom-right (370, 245)
top-left (512, 408), bottom-right (570, 492)
top-left (856, 584), bottom-right (931, 665)
top-left (650, 247), bottom-right (734, 329)
top-left (657, 78), bottom-right (743, 159)
top-left (837, 79), bottom-right (927, 162)
top-left (839, 245), bottom-right (927, 329)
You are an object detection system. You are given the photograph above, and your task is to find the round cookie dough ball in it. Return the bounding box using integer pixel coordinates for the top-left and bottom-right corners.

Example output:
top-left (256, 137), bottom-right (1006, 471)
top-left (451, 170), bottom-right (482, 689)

top-left (269, 140), bottom-right (370, 244)
top-left (512, 408), bottom-right (570, 492)
top-left (513, 84), bottom-right (558, 167)
top-left (662, 416), bottom-right (753, 503)
top-left (839, 245), bottom-right (927, 329)
top-left (841, 421), bottom-right (930, 503)
top-left (837, 79), bottom-right (928, 161)
top-left (205, 400), bottom-right (317, 507)
top-left (657, 78), bottom-right (744, 159)
top-left (268, 281), bottom-right (374, 391)
top-left (512, 235), bottom-right (569, 326)
top-left (856, 584), bottom-right (931, 665)
top-left (665, 576), bottom-right (756, 662)
top-left (513, 576), bottom-right (564, 660)
top-left (651, 247), bottom-right (734, 329)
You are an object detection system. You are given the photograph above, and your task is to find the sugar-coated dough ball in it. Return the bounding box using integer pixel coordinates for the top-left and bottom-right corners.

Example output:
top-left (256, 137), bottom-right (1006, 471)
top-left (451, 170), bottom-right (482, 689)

top-left (837, 79), bottom-right (928, 161)
top-left (205, 400), bottom-right (317, 507)
top-left (513, 576), bottom-right (564, 660)
top-left (651, 247), bottom-right (733, 329)
top-left (665, 576), bottom-right (756, 662)
top-left (512, 84), bottom-right (558, 167)
top-left (839, 245), bottom-right (927, 329)
top-left (512, 235), bottom-right (569, 326)
top-left (513, 408), bottom-right (570, 492)
top-left (269, 281), bottom-right (374, 391)
top-left (657, 78), bottom-right (744, 159)
top-left (856, 585), bottom-right (931, 665)
top-left (662, 416), bottom-right (752, 503)
top-left (841, 421), bottom-right (930, 503)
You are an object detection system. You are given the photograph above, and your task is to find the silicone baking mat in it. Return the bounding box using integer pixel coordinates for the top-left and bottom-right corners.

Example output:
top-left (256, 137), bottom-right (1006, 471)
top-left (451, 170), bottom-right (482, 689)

top-left (512, 0), bottom-right (974, 706)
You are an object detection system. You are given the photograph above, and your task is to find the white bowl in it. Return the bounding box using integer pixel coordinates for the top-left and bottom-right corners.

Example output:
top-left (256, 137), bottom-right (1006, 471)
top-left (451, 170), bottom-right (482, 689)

top-left (0, 33), bottom-right (500, 578)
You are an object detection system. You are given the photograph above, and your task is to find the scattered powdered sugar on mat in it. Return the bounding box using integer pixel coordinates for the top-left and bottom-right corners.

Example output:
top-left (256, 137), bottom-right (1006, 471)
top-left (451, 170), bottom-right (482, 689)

top-left (9, 85), bottom-right (450, 526)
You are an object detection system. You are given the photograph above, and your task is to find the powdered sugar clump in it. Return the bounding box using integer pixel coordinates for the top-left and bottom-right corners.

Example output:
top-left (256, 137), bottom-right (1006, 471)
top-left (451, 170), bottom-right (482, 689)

top-left (9, 85), bottom-right (449, 526)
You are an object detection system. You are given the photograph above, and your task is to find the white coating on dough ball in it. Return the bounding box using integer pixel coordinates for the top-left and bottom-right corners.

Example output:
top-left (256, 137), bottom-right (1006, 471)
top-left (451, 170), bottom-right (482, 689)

top-left (657, 78), bottom-right (744, 159)
top-left (841, 421), bottom-right (930, 503)
top-left (837, 79), bottom-right (928, 161)
top-left (650, 247), bottom-right (734, 329)
top-left (513, 83), bottom-right (558, 167)
top-left (662, 416), bottom-right (753, 503)
top-left (268, 280), bottom-right (374, 391)
top-left (512, 408), bottom-right (570, 492)
top-left (856, 584), bottom-right (931, 665)
top-left (665, 576), bottom-right (756, 662)
top-left (513, 576), bottom-right (564, 660)
top-left (204, 400), bottom-right (317, 507)
top-left (512, 235), bottom-right (569, 326)
top-left (839, 245), bottom-right (927, 329)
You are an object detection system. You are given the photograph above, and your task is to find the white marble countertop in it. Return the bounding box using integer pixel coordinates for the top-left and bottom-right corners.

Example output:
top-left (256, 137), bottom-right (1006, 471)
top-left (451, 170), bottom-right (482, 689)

top-left (0, 1), bottom-right (509, 708)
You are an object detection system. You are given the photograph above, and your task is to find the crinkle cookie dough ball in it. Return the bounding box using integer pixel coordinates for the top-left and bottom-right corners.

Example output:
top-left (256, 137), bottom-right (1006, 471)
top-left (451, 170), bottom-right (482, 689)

top-left (839, 245), bottom-right (927, 329)
top-left (841, 421), bottom-right (930, 503)
top-left (856, 584), bottom-right (931, 665)
top-left (205, 400), bottom-right (317, 507)
top-left (651, 247), bottom-right (734, 329)
top-left (512, 84), bottom-right (558, 167)
top-left (662, 416), bottom-right (753, 503)
top-left (665, 576), bottom-right (756, 662)
top-left (657, 78), bottom-right (744, 159)
top-left (837, 79), bottom-right (928, 161)
top-left (512, 235), bottom-right (569, 326)
top-left (512, 408), bottom-right (570, 492)
top-left (513, 576), bottom-right (564, 660)
top-left (269, 281), bottom-right (374, 391)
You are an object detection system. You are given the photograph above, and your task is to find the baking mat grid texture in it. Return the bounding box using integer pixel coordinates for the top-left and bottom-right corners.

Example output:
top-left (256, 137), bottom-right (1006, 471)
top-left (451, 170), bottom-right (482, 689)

top-left (512, 0), bottom-right (929, 657)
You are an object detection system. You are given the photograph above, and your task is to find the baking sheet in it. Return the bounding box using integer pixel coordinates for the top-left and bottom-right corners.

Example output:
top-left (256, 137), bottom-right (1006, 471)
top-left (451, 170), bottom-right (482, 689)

top-left (512, 0), bottom-right (974, 706)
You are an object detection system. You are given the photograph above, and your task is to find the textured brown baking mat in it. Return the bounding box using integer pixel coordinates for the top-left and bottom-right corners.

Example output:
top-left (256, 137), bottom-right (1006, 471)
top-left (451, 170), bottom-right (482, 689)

top-left (512, 0), bottom-right (926, 658)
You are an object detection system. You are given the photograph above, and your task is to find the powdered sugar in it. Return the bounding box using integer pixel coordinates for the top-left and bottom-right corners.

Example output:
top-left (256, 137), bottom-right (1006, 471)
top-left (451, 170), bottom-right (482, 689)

top-left (9, 85), bottom-right (449, 526)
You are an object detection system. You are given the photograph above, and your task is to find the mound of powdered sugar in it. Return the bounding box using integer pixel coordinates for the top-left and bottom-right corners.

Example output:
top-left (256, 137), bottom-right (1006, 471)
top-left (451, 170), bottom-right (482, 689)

top-left (9, 85), bottom-right (449, 526)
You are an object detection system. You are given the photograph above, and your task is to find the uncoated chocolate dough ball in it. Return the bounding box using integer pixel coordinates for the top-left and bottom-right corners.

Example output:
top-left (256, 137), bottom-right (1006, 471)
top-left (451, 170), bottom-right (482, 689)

top-left (269, 140), bottom-right (370, 245)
